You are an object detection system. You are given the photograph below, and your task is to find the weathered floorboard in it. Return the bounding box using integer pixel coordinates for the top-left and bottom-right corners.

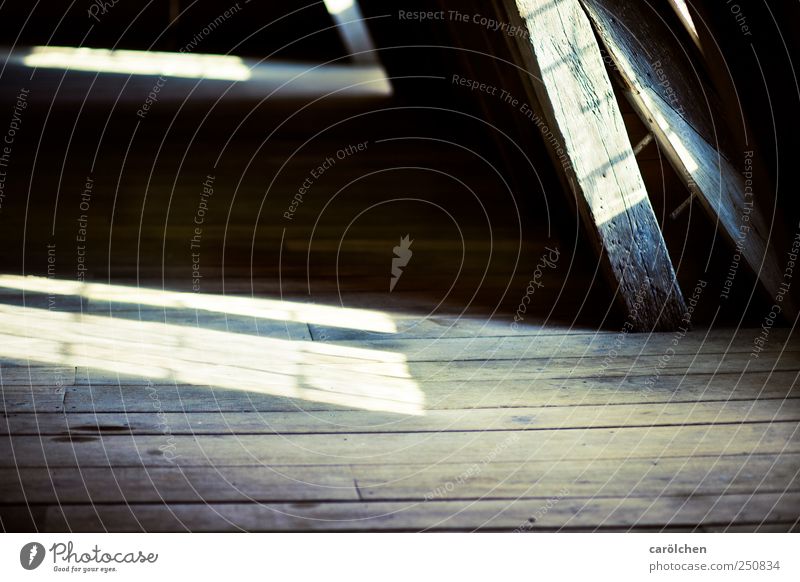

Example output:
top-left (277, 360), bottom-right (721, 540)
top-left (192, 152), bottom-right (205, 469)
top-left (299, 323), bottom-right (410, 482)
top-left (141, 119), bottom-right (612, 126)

top-left (59, 371), bottom-right (800, 412)
top-left (64, 352), bottom-right (799, 391)
top-left (2, 423), bottom-right (797, 468)
top-left (12, 492), bottom-right (797, 532)
top-left (2, 454), bottom-right (795, 504)
top-left (4, 399), bottom-right (798, 435)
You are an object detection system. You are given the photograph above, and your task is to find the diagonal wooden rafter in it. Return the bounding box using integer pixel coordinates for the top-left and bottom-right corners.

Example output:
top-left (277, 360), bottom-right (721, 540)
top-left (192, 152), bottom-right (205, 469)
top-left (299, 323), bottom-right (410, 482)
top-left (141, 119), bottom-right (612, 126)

top-left (578, 0), bottom-right (795, 318)
top-left (502, 0), bottom-right (687, 330)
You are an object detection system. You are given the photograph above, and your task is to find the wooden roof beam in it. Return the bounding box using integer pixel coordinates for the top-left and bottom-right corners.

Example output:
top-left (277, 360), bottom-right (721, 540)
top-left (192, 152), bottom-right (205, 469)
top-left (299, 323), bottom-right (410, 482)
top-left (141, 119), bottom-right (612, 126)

top-left (578, 0), bottom-right (796, 319)
top-left (503, 0), bottom-right (687, 330)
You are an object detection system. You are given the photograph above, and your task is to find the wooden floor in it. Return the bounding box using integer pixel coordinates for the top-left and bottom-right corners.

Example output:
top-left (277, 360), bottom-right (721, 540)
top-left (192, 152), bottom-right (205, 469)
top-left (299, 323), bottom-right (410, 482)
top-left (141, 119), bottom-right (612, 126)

top-left (0, 67), bottom-right (798, 532)
top-left (1, 283), bottom-right (798, 531)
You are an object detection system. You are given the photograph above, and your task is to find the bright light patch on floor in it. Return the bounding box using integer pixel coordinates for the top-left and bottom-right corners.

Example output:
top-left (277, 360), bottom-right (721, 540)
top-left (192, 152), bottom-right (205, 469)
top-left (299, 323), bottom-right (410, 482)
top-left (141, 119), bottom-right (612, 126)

top-left (0, 302), bottom-right (423, 415)
top-left (0, 275), bottom-right (396, 333)
top-left (22, 46), bottom-right (252, 81)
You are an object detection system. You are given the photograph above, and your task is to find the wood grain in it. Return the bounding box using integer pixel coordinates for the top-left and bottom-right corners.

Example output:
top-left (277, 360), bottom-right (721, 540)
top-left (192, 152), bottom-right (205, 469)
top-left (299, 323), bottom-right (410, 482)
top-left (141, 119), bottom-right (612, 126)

top-left (3, 423), bottom-right (797, 468)
top-left (580, 0), bottom-right (795, 317)
top-left (505, 0), bottom-right (686, 330)
top-left (11, 492), bottom-right (797, 531)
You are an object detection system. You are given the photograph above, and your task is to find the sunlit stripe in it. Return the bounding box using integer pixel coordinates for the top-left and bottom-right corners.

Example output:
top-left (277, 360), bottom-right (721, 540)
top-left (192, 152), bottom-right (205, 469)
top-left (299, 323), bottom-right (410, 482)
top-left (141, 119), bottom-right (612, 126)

top-left (0, 275), bottom-right (397, 333)
top-left (0, 303), bottom-right (423, 415)
top-left (23, 46), bottom-right (252, 81)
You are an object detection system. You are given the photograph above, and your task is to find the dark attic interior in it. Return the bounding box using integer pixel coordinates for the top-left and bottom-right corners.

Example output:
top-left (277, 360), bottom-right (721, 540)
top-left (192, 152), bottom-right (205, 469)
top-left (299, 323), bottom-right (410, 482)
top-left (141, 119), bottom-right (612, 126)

top-left (0, 0), bottom-right (798, 532)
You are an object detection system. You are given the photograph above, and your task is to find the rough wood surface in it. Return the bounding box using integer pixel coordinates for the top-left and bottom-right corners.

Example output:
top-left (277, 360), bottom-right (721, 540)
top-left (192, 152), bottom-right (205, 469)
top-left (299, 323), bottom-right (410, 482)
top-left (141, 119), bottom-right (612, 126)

top-left (0, 24), bottom-right (795, 532)
top-left (504, 0), bottom-right (686, 330)
top-left (3, 492), bottom-right (795, 532)
top-left (3, 423), bottom-right (797, 468)
top-left (4, 399), bottom-right (797, 435)
top-left (62, 351), bottom-right (797, 386)
top-left (54, 370), bottom-right (799, 413)
top-left (579, 0), bottom-right (795, 318)
top-left (4, 453), bottom-right (794, 504)
top-left (2, 311), bottom-right (797, 530)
